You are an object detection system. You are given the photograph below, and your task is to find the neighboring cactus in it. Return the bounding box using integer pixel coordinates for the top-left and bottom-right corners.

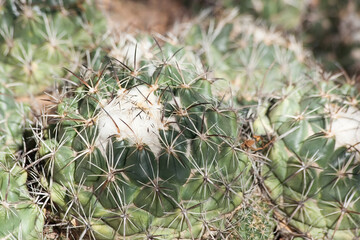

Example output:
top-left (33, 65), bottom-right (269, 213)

top-left (234, 0), bottom-right (307, 30)
top-left (253, 68), bottom-right (360, 239)
top-left (182, 0), bottom-right (307, 30)
top-left (0, 152), bottom-right (45, 239)
top-left (0, 82), bottom-right (44, 239)
top-left (203, 0), bottom-right (360, 74)
top-left (167, 10), bottom-right (360, 239)
top-left (0, 81), bottom-right (27, 151)
top-left (167, 11), bottom-right (311, 105)
top-left (235, 0), bottom-right (360, 74)
top-left (228, 191), bottom-right (276, 239)
top-left (35, 44), bottom-right (255, 239)
top-left (0, 0), bottom-right (107, 96)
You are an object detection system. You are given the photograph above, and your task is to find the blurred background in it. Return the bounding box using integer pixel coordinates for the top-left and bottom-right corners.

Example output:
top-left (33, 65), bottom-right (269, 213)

top-left (98, 0), bottom-right (360, 76)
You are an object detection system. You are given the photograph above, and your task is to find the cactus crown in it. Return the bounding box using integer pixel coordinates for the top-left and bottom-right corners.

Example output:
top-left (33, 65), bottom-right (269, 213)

top-left (34, 43), bottom-right (255, 238)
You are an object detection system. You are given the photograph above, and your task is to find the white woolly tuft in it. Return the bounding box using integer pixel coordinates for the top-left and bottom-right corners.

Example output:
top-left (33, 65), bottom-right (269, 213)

top-left (96, 85), bottom-right (165, 155)
top-left (330, 106), bottom-right (360, 152)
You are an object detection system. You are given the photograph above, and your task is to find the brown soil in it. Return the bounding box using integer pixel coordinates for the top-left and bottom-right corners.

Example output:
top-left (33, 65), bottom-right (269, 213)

top-left (97, 0), bottom-right (190, 34)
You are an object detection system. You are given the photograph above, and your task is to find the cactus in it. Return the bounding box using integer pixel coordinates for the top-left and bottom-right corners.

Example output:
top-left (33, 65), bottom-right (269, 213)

top-left (1, 2), bottom-right (357, 238)
top-left (253, 68), bottom-right (360, 239)
top-left (0, 152), bottom-right (45, 239)
top-left (208, 0), bottom-right (360, 74)
top-left (228, 190), bottom-right (276, 239)
top-left (233, 0), bottom-right (307, 30)
top-left (0, 0), bottom-right (107, 96)
top-left (182, 0), bottom-right (307, 30)
top-left (0, 81), bottom-right (27, 152)
top-left (0, 81), bottom-right (44, 239)
top-left (228, 0), bottom-right (360, 73)
top-left (166, 10), bottom-right (310, 105)
top-left (34, 42), bottom-right (256, 239)
top-left (168, 10), bottom-right (360, 239)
